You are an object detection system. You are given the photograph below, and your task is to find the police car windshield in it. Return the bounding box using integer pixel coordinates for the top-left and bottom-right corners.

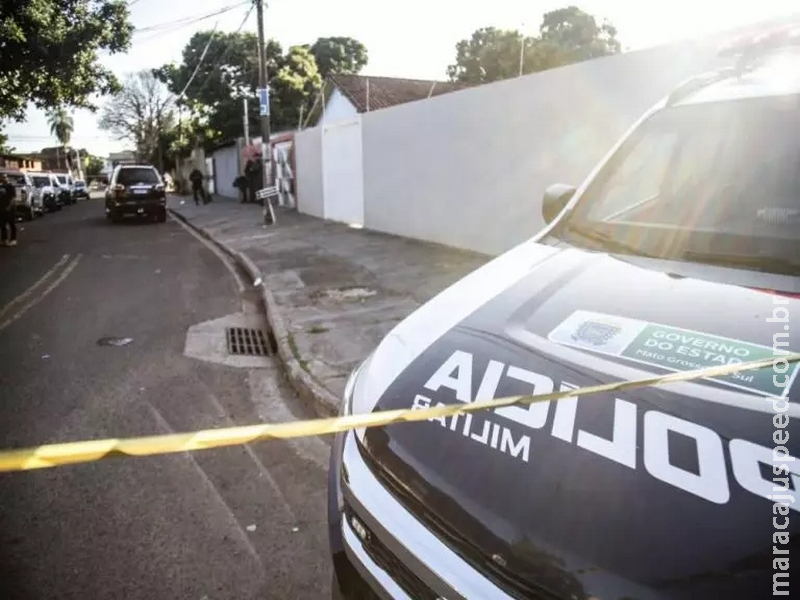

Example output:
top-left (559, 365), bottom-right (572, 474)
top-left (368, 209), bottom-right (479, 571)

top-left (31, 176), bottom-right (50, 187)
top-left (565, 95), bottom-right (800, 275)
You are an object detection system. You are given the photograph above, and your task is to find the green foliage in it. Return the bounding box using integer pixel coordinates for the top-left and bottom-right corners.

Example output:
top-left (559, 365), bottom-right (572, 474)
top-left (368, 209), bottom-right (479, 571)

top-left (0, 0), bottom-right (134, 120)
top-left (47, 107), bottom-right (74, 146)
top-left (0, 128), bottom-right (14, 154)
top-left (271, 46), bottom-right (322, 130)
top-left (539, 6), bottom-right (621, 62)
top-left (447, 6), bottom-right (621, 85)
top-left (83, 154), bottom-right (106, 177)
top-left (308, 37), bottom-right (368, 79)
top-left (155, 32), bottom-right (362, 144)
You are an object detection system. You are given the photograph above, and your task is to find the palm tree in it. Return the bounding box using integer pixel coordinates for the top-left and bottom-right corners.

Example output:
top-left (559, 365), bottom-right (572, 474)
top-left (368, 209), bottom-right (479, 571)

top-left (46, 107), bottom-right (76, 174)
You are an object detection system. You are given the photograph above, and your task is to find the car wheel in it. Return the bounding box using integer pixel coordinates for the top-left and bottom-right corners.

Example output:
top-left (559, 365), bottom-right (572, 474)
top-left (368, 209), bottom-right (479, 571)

top-left (156, 211), bottom-right (167, 223)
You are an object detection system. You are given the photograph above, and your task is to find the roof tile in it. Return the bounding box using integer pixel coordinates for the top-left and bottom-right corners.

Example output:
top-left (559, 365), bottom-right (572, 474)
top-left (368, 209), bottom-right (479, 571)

top-left (328, 74), bottom-right (468, 112)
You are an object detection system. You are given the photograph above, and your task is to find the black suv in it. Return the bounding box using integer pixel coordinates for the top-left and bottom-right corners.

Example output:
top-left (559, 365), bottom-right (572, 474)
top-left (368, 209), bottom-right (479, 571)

top-left (105, 165), bottom-right (167, 223)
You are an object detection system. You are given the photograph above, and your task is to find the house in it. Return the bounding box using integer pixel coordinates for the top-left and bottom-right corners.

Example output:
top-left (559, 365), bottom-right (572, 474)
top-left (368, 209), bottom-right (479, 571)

top-left (108, 150), bottom-right (137, 166)
top-left (310, 74), bottom-right (469, 126)
top-left (39, 146), bottom-right (77, 171)
top-left (0, 153), bottom-right (43, 171)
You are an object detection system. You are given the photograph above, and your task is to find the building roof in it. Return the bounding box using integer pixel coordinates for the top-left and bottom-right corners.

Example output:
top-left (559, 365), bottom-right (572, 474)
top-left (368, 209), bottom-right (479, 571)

top-left (327, 74), bottom-right (468, 113)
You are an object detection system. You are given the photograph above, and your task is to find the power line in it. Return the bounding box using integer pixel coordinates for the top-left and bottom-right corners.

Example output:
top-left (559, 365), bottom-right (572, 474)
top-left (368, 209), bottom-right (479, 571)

top-left (190, 4), bottom-right (255, 99)
top-left (177, 20), bottom-right (223, 99)
top-left (132, 2), bottom-right (248, 35)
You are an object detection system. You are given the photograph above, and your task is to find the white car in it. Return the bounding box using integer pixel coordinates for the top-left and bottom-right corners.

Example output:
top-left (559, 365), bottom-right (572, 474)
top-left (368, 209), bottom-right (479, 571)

top-left (27, 172), bottom-right (62, 213)
top-left (1, 169), bottom-right (40, 220)
top-left (329, 26), bottom-right (800, 600)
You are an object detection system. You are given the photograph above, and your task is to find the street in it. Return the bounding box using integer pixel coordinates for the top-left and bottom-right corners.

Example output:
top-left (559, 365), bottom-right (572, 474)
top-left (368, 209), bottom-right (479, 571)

top-left (0, 198), bottom-right (332, 600)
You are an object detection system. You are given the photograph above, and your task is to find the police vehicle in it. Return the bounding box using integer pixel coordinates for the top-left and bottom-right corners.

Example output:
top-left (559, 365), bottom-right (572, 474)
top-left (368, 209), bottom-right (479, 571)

top-left (329, 27), bottom-right (800, 600)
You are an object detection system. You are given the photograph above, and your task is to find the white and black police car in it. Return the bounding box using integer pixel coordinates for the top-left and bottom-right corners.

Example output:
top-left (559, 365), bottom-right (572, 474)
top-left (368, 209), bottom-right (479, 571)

top-left (329, 27), bottom-right (800, 600)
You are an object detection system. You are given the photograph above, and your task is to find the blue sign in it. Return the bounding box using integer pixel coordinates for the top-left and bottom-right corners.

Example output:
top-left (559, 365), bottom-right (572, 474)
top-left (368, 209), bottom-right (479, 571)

top-left (258, 87), bottom-right (270, 116)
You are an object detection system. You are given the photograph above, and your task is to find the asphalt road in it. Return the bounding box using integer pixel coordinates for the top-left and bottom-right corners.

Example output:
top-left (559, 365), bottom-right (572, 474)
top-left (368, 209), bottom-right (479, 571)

top-left (0, 197), bottom-right (333, 600)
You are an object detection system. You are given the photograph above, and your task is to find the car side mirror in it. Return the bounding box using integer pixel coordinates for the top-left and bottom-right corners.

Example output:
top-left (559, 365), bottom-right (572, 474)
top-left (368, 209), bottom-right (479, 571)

top-left (542, 183), bottom-right (577, 225)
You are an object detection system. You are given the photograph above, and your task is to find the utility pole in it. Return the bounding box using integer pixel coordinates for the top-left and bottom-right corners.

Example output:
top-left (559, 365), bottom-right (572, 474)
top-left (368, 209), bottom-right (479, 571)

top-left (243, 97), bottom-right (250, 145)
top-left (254, 0), bottom-right (271, 190)
top-left (518, 24), bottom-right (525, 77)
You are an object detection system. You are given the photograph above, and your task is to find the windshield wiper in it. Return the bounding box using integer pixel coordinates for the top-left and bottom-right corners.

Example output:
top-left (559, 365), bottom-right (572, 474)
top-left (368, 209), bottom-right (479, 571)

top-left (679, 251), bottom-right (800, 276)
top-left (563, 223), bottom-right (652, 257)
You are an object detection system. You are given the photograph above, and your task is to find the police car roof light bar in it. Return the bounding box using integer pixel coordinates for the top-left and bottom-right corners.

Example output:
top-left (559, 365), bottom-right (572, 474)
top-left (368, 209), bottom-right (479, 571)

top-left (717, 23), bottom-right (800, 73)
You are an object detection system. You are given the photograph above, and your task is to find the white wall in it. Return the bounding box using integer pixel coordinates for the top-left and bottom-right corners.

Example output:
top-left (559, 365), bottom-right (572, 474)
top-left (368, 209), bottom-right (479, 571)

top-left (320, 89), bottom-right (359, 125)
top-left (321, 117), bottom-right (365, 226)
top-left (361, 40), bottom-right (727, 255)
top-left (211, 143), bottom-right (240, 199)
top-left (295, 126), bottom-right (324, 217)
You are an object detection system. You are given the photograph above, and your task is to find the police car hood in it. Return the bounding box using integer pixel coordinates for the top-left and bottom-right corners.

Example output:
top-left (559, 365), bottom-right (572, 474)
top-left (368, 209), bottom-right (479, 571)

top-left (357, 240), bottom-right (799, 599)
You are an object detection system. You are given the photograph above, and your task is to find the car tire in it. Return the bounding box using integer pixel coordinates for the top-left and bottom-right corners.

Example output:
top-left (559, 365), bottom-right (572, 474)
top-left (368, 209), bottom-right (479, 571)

top-left (156, 210), bottom-right (167, 223)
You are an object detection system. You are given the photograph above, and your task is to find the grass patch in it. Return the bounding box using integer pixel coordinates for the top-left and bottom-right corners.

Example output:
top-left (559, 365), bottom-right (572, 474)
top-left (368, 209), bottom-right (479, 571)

top-left (308, 325), bottom-right (329, 334)
top-left (287, 332), bottom-right (310, 372)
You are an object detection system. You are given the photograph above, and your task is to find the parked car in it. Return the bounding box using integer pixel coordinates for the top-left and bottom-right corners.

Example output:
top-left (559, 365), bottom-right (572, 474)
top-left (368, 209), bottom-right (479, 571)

top-left (52, 173), bottom-right (75, 205)
top-left (0, 168), bottom-right (39, 220)
top-left (27, 172), bottom-right (62, 212)
top-left (73, 179), bottom-right (89, 201)
top-left (329, 29), bottom-right (800, 600)
top-left (105, 164), bottom-right (167, 223)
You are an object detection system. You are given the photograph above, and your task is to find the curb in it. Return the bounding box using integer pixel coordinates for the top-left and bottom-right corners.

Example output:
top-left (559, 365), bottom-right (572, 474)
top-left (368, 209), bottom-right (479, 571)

top-left (168, 207), bottom-right (339, 418)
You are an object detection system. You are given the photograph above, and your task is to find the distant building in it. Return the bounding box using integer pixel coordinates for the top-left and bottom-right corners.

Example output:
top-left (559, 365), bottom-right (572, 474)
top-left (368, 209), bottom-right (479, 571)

top-left (0, 153), bottom-right (43, 171)
top-left (109, 150), bottom-right (137, 166)
top-left (39, 146), bottom-right (78, 172)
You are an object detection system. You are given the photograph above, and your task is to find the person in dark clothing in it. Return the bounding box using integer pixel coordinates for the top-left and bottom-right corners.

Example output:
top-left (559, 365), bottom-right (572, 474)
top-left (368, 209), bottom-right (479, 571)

top-left (244, 157), bottom-right (263, 205)
top-left (233, 174), bottom-right (249, 203)
top-left (189, 168), bottom-right (206, 205)
top-left (0, 174), bottom-right (18, 247)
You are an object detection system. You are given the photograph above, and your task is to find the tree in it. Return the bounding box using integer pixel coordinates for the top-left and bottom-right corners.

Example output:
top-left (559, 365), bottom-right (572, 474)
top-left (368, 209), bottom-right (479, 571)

top-left (0, 0), bottom-right (133, 121)
top-left (155, 32), bottom-right (324, 141)
top-left (539, 6), bottom-right (621, 63)
top-left (308, 37), bottom-right (368, 80)
top-left (84, 155), bottom-right (106, 178)
top-left (47, 107), bottom-right (74, 147)
top-left (0, 129), bottom-right (14, 154)
top-left (98, 71), bottom-right (176, 165)
top-left (271, 46), bottom-right (322, 129)
top-left (447, 6), bottom-right (621, 85)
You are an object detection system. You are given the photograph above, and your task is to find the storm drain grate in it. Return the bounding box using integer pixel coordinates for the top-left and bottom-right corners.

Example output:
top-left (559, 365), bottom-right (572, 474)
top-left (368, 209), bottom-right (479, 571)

top-left (226, 327), bottom-right (269, 356)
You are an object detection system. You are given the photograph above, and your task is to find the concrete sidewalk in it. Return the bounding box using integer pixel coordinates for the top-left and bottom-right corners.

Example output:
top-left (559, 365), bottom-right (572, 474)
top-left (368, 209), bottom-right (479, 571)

top-left (168, 194), bottom-right (488, 415)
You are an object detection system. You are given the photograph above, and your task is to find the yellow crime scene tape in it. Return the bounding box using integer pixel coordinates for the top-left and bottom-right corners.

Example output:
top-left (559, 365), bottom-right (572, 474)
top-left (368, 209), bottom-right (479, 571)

top-left (1, 353), bottom-right (798, 473)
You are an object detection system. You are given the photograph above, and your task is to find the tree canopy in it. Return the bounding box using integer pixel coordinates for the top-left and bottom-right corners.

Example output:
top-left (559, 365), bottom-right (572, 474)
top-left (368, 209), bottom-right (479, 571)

top-left (154, 33), bottom-right (365, 146)
top-left (98, 71), bottom-right (175, 164)
top-left (83, 154), bottom-right (106, 177)
top-left (0, 0), bottom-right (133, 121)
top-left (307, 37), bottom-right (368, 80)
top-left (447, 6), bottom-right (621, 85)
top-left (47, 108), bottom-right (75, 147)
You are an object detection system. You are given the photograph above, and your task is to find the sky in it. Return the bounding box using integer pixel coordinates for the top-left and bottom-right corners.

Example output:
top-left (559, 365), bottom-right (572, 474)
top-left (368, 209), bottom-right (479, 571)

top-left (6, 0), bottom-right (800, 157)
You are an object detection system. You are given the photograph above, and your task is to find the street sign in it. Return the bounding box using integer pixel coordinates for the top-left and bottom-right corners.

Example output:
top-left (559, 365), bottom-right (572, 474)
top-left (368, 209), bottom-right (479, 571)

top-left (258, 87), bottom-right (270, 116)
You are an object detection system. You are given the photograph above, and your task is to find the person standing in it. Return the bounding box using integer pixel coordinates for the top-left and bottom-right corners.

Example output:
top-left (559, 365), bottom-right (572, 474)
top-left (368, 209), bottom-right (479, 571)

top-left (189, 168), bottom-right (206, 205)
top-left (0, 173), bottom-right (18, 247)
